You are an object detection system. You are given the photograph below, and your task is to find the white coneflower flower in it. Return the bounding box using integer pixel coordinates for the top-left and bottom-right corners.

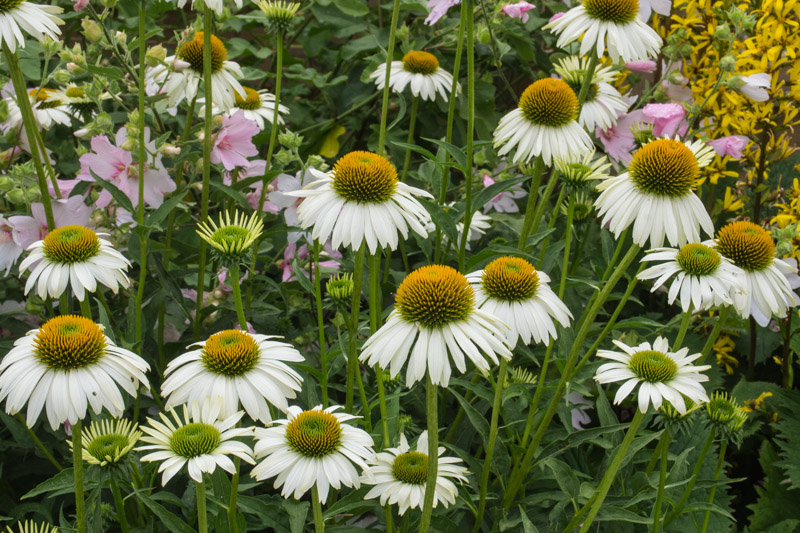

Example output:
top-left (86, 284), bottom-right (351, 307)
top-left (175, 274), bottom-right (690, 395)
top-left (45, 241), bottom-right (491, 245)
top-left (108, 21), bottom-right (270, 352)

top-left (362, 431), bottom-right (468, 515)
top-left (595, 336), bottom-right (710, 414)
top-left (0, 315), bottom-right (150, 430)
top-left (162, 330), bottom-right (304, 423)
top-left (137, 398), bottom-right (254, 485)
top-left (196, 210), bottom-right (263, 260)
top-left (57, 84), bottom-right (110, 122)
top-left (554, 56), bottom-right (627, 131)
top-left (493, 78), bottom-right (593, 165)
top-left (637, 241), bottom-right (745, 312)
top-left (423, 203), bottom-right (492, 248)
top-left (173, 0), bottom-right (243, 16)
top-left (251, 405), bottom-right (375, 503)
top-left (288, 151), bottom-right (432, 253)
top-left (714, 221), bottom-right (800, 326)
top-left (466, 257), bottom-right (573, 348)
top-left (5, 87), bottom-right (71, 130)
top-left (555, 149), bottom-right (612, 190)
top-left (545, 0), bottom-right (662, 62)
top-left (255, 0), bottom-right (301, 32)
top-left (360, 265), bottom-right (512, 386)
top-left (148, 32), bottom-right (245, 110)
top-left (204, 86), bottom-right (288, 130)
top-left (19, 225), bottom-right (131, 301)
top-left (5, 521), bottom-right (58, 533)
top-left (369, 50), bottom-right (460, 102)
top-left (0, 1), bottom-right (63, 53)
top-left (69, 418), bottom-right (141, 467)
top-left (595, 137), bottom-right (715, 248)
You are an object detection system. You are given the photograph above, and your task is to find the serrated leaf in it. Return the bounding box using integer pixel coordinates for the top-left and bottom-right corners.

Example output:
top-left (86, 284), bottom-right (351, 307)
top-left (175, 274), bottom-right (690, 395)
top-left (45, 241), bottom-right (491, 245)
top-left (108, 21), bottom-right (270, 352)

top-left (136, 492), bottom-right (196, 533)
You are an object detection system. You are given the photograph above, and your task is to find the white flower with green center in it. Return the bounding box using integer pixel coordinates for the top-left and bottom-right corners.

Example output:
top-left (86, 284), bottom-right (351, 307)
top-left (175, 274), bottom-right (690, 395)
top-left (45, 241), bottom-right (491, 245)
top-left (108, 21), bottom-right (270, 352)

top-left (137, 398), bottom-right (254, 485)
top-left (368, 50), bottom-right (460, 102)
top-left (637, 241), bottom-right (745, 312)
top-left (555, 149), bottom-right (612, 190)
top-left (288, 151), bottom-right (432, 253)
top-left (714, 221), bottom-right (800, 326)
top-left (466, 256), bottom-right (573, 348)
top-left (19, 225), bottom-right (130, 301)
top-left (0, 315), bottom-right (150, 430)
top-left (423, 202), bottom-right (492, 248)
top-left (69, 418), bottom-right (141, 467)
top-left (361, 430), bottom-right (469, 515)
top-left (251, 405), bottom-right (375, 503)
top-left (0, 0), bottom-right (63, 53)
top-left (196, 210), bottom-right (264, 260)
top-left (595, 336), bottom-right (711, 414)
top-left (5, 521), bottom-right (58, 533)
top-left (147, 32), bottom-right (245, 110)
top-left (545, 0), bottom-right (662, 62)
top-left (493, 78), bottom-right (593, 165)
top-left (705, 391), bottom-right (747, 440)
top-left (203, 86), bottom-right (288, 130)
top-left (595, 137), bottom-right (716, 248)
top-left (162, 330), bottom-right (304, 423)
top-left (255, 0), bottom-right (300, 32)
top-left (554, 56), bottom-right (627, 131)
top-left (172, 0), bottom-right (243, 16)
top-left (4, 87), bottom-right (71, 131)
top-left (360, 265), bottom-right (512, 386)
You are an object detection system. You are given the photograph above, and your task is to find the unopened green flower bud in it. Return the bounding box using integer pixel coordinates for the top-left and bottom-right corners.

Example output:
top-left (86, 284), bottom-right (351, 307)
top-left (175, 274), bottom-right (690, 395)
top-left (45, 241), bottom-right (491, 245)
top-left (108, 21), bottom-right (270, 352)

top-left (52, 69), bottom-right (72, 84)
top-left (279, 130), bottom-right (303, 149)
top-left (24, 185), bottom-right (40, 202)
top-left (273, 149), bottom-right (294, 167)
top-left (396, 23), bottom-right (410, 41)
top-left (95, 112), bottom-right (114, 132)
top-left (327, 272), bottom-right (353, 307)
top-left (82, 18), bottom-right (103, 43)
top-left (256, 0), bottom-right (300, 32)
top-left (40, 37), bottom-right (62, 60)
top-left (0, 176), bottom-right (13, 192)
top-left (306, 154), bottom-right (327, 171)
top-left (6, 188), bottom-right (25, 204)
top-left (714, 23), bottom-right (731, 42)
top-left (477, 24), bottom-right (491, 45)
top-left (120, 138), bottom-right (136, 151)
top-left (146, 44), bottom-right (167, 67)
top-left (726, 75), bottom-right (745, 90)
top-left (115, 31), bottom-right (127, 47)
top-left (720, 55), bottom-right (737, 72)
top-left (25, 296), bottom-right (45, 315)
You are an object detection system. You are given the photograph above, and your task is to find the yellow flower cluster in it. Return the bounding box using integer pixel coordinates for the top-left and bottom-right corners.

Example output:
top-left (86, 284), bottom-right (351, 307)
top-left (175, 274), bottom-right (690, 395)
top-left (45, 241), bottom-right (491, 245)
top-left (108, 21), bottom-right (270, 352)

top-left (713, 333), bottom-right (740, 374)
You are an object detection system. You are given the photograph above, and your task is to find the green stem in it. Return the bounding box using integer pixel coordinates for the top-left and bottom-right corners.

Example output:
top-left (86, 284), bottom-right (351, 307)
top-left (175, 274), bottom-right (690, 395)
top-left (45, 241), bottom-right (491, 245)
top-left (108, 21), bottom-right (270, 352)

top-left (79, 297), bottom-right (92, 320)
top-left (194, 8), bottom-right (214, 340)
top-left (456, 0), bottom-right (476, 273)
top-left (369, 253), bottom-right (391, 449)
top-left (419, 375), bottom-right (439, 532)
top-left (377, 0), bottom-right (401, 156)
top-left (520, 340), bottom-right (554, 448)
top-left (18, 415), bottom-right (62, 470)
top-left (645, 431), bottom-right (669, 477)
top-left (577, 54), bottom-right (598, 106)
top-left (311, 486), bottom-right (325, 533)
top-left (400, 97), bottom-right (419, 182)
top-left (517, 158), bottom-right (548, 251)
top-left (3, 44), bottom-right (54, 230)
top-left (229, 264), bottom-right (248, 331)
top-left (502, 244), bottom-right (641, 509)
top-left (558, 192), bottom-right (576, 298)
top-left (537, 186), bottom-right (566, 268)
top-left (672, 306), bottom-right (693, 350)
top-left (577, 409), bottom-right (645, 532)
top-left (195, 479), bottom-right (208, 533)
top-left (601, 229), bottom-right (629, 281)
top-left (652, 430), bottom-right (671, 533)
top-left (346, 246), bottom-right (366, 413)
top-left (663, 426), bottom-right (716, 526)
top-left (134, 0), bottom-right (148, 349)
top-left (313, 241), bottom-right (329, 408)
top-left (698, 306), bottom-right (730, 364)
top-left (472, 359), bottom-right (508, 533)
top-left (700, 439), bottom-right (727, 533)
top-left (110, 474), bottom-right (131, 533)
top-left (227, 266), bottom-right (245, 532)
top-left (72, 419), bottom-right (86, 533)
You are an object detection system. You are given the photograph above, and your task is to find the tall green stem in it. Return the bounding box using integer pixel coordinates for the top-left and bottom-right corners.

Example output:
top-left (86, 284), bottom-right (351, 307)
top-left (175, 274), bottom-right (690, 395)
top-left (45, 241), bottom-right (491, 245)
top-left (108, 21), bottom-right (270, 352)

top-left (19, 415), bottom-right (62, 471)
top-left (652, 430), bottom-right (671, 533)
top-left (369, 253), bottom-right (391, 449)
top-left (663, 427), bottom-right (716, 526)
top-left (537, 186), bottom-right (566, 268)
top-left (311, 486), bottom-right (325, 533)
top-left (577, 54), bottom-right (598, 106)
top-left (110, 474), bottom-right (130, 533)
top-left (577, 409), bottom-right (645, 532)
top-left (456, 0), bottom-right (476, 273)
top-left (419, 375), bottom-right (439, 532)
top-left (472, 359), bottom-right (508, 533)
top-left (72, 419), bottom-right (86, 533)
top-left (700, 439), bottom-right (727, 533)
top-left (346, 246), bottom-right (366, 413)
top-left (520, 340), bottom-right (554, 448)
top-left (672, 305), bottom-right (693, 350)
top-left (134, 0), bottom-right (148, 349)
top-left (698, 306), bottom-right (730, 364)
top-left (312, 242), bottom-right (329, 407)
top-left (195, 479), bottom-right (208, 533)
top-left (229, 264), bottom-right (248, 331)
top-left (559, 192), bottom-right (575, 298)
top-left (400, 97), bottom-right (419, 182)
top-left (516, 158), bottom-right (548, 251)
top-left (377, 0), bottom-right (401, 156)
top-left (194, 8), bottom-right (214, 340)
top-left (3, 44), bottom-right (54, 229)
top-left (228, 264), bottom-right (246, 533)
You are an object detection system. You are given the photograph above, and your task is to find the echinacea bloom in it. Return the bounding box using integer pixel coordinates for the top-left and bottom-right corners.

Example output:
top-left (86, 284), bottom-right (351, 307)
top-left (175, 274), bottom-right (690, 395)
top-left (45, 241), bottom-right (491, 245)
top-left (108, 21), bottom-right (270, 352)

top-left (255, 0), bottom-right (301, 31)
top-left (595, 137), bottom-right (716, 248)
top-left (482, 174), bottom-right (525, 213)
top-left (208, 86), bottom-right (288, 130)
top-left (362, 431), bottom-right (469, 515)
top-left (0, 315), bottom-right (150, 430)
top-left (173, 0), bottom-right (242, 15)
top-left (467, 257), bottom-right (572, 347)
top-left (555, 149), bottom-right (612, 190)
top-left (0, 1), bottom-right (63, 52)
top-left (360, 265), bottom-right (512, 386)
top-left (210, 111), bottom-right (259, 170)
top-left (138, 398), bottom-right (254, 485)
top-left (162, 330), bottom-right (304, 423)
top-left (8, 196), bottom-right (92, 251)
top-left (251, 405), bottom-right (375, 503)
top-left (19, 225), bottom-right (130, 301)
top-left (642, 103), bottom-right (687, 137)
top-left (2, 84), bottom-right (71, 131)
top-left (369, 50), bottom-right (459, 102)
top-left (5, 522), bottom-right (58, 533)
top-left (737, 73), bottom-right (771, 102)
top-left (69, 418), bottom-right (142, 467)
top-left (554, 56), bottom-right (627, 131)
top-left (501, 1), bottom-right (536, 22)
top-left (148, 32), bottom-right (245, 110)
top-left (425, 0), bottom-right (461, 25)
top-left (708, 135), bottom-right (749, 159)
top-left (289, 151), bottom-right (432, 253)
top-left (637, 241), bottom-right (745, 312)
top-left (714, 221), bottom-right (800, 326)
top-left (493, 78), bottom-right (593, 165)
top-left (545, 0), bottom-right (662, 62)
top-left (595, 336), bottom-right (710, 414)
top-left (196, 210), bottom-right (264, 259)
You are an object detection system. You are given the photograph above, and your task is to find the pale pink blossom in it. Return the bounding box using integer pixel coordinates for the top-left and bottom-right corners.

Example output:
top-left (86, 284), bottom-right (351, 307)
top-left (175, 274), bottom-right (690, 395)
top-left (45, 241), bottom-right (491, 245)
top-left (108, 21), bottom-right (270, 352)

top-left (708, 135), bottom-right (749, 159)
top-left (269, 169), bottom-right (319, 243)
top-left (210, 111), bottom-right (259, 170)
top-left (280, 241), bottom-right (342, 282)
top-left (0, 215), bottom-right (21, 275)
top-left (642, 103), bottom-right (687, 137)
top-left (548, 12), bottom-right (564, 23)
top-left (8, 196), bottom-right (92, 250)
top-left (596, 109), bottom-right (646, 163)
top-left (72, 0), bottom-right (90, 10)
top-left (425, 0), bottom-right (461, 25)
top-left (568, 392), bottom-right (593, 430)
top-left (482, 174), bottom-right (525, 213)
top-left (626, 60), bottom-right (657, 73)
top-left (223, 159), bottom-right (281, 214)
top-left (501, 1), bottom-right (535, 22)
top-left (739, 73), bottom-right (771, 102)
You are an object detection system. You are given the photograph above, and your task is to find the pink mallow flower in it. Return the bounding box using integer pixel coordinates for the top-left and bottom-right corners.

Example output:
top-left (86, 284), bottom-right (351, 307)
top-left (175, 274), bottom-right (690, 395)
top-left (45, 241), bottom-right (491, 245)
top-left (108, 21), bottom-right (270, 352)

top-left (642, 103), bottom-right (687, 137)
top-left (72, 0), bottom-right (89, 10)
top-left (0, 215), bottom-right (21, 276)
top-left (596, 109), bottom-right (646, 163)
top-left (425, 0), bottom-right (461, 25)
top-left (548, 12), bottom-right (564, 23)
top-left (210, 111), bottom-right (259, 171)
top-left (708, 135), bottom-right (749, 159)
top-left (280, 241), bottom-right (342, 282)
top-left (269, 169), bottom-right (319, 243)
top-left (625, 60), bottom-right (657, 73)
top-left (77, 127), bottom-right (175, 221)
top-left (501, 1), bottom-right (535, 22)
top-left (482, 174), bottom-right (525, 213)
top-left (8, 196), bottom-right (92, 252)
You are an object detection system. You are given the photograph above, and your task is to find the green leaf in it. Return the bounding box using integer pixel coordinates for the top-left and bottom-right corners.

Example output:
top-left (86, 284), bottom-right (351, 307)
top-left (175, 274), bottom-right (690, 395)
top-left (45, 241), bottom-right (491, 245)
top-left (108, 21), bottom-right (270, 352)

top-left (449, 388), bottom-right (490, 448)
top-left (136, 492), bottom-right (196, 533)
top-left (519, 507), bottom-right (540, 533)
top-left (419, 199), bottom-right (458, 247)
top-left (471, 175), bottom-right (527, 213)
top-left (146, 191), bottom-right (187, 228)
top-left (89, 171), bottom-right (135, 214)
top-left (333, 0), bottom-right (369, 17)
top-left (282, 499), bottom-right (309, 533)
top-left (423, 137), bottom-right (467, 170)
top-left (22, 468), bottom-right (102, 499)
top-left (209, 181), bottom-right (250, 209)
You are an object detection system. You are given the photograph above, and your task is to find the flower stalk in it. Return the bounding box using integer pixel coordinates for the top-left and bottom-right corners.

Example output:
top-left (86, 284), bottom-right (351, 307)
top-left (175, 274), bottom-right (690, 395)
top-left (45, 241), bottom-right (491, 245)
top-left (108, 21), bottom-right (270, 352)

top-left (72, 419), bottom-right (86, 533)
top-left (312, 241), bottom-right (330, 407)
top-left (456, 0), bottom-right (476, 273)
top-left (134, 0), bottom-right (148, 349)
top-left (418, 374), bottom-right (439, 531)
top-left (663, 426), bottom-right (716, 526)
top-left (110, 474), bottom-right (130, 533)
top-left (196, 479), bottom-right (208, 533)
top-left (399, 96), bottom-right (419, 182)
top-left (700, 439), bottom-right (728, 533)
top-left (377, 0), bottom-right (402, 156)
top-left (346, 246), bottom-right (365, 413)
top-left (311, 486), bottom-right (325, 533)
top-left (652, 430), bottom-right (671, 533)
